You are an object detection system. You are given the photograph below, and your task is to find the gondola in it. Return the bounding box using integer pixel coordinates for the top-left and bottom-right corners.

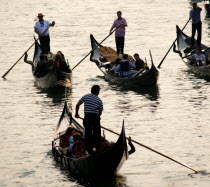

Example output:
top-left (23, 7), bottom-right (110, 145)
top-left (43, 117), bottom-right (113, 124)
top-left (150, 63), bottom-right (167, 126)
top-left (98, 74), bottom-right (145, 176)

top-left (52, 101), bottom-right (133, 177)
top-left (32, 40), bottom-right (72, 90)
top-left (204, 2), bottom-right (210, 17)
top-left (173, 25), bottom-right (210, 79)
top-left (90, 34), bottom-right (159, 88)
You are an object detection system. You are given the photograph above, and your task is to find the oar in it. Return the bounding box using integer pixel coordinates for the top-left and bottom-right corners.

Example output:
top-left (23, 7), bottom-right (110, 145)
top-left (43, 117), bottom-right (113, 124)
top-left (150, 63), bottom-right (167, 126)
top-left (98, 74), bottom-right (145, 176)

top-left (2, 25), bottom-right (52, 78)
top-left (71, 24), bottom-right (122, 71)
top-left (100, 125), bottom-right (199, 173)
top-left (77, 117), bottom-right (198, 173)
top-left (157, 18), bottom-right (191, 68)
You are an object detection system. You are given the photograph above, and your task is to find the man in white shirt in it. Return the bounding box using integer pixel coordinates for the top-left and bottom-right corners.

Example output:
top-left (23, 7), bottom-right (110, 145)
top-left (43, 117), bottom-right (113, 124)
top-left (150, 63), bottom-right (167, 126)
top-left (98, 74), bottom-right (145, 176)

top-left (187, 48), bottom-right (206, 66)
top-left (34, 13), bottom-right (55, 54)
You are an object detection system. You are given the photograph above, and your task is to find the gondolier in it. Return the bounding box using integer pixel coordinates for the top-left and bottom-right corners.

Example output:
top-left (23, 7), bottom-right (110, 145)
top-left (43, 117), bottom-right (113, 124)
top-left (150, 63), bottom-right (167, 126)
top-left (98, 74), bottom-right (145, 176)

top-left (34, 13), bottom-right (55, 54)
top-left (53, 100), bottom-right (130, 176)
top-left (75, 85), bottom-right (103, 154)
top-left (109, 11), bottom-right (127, 55)
top-left (189, 2), bottom-right (202, 48)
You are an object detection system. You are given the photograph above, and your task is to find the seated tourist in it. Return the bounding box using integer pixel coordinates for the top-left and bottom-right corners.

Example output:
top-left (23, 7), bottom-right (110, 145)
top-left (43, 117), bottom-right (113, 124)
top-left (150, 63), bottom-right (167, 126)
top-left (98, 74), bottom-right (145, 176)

top-left (71, 133), bottom-right (87, 158)
top-left (34, 54), bottom-right (50, 77)
top-left (110, 58), bottom-right (121, 74)
top-left (187, 48), bottom-right (206, 66)
top-left (133, 53), bottom-right (145, 71)
top-left (54, 53), bottom-right (70, 73)
top-left (57, 51), bottom-right (65, 60)
top-left (116, 54), bottom-right (136, 77)
top-left (60, 127), bottom-right (75, 148)
top-left (69, 132), bottom-right (81, 150)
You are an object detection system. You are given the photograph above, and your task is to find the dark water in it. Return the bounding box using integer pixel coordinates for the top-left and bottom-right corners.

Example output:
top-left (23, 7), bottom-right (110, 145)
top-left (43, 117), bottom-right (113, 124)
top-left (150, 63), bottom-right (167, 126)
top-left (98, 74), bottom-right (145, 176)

top-left (1, 0), bottom-right (210, 186)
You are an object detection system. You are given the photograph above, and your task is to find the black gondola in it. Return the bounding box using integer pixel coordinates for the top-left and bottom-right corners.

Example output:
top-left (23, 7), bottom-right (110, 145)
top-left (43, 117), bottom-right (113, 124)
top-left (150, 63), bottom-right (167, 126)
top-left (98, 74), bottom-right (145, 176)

top-left (90, 34), bottom-right (159, 88)
top-left (173, 25), bottom-right (210, 79)
top-left (204, 2), bottom-right (210, 17)
top-left (52, 101), bottom-right (132, 177)
top-left (32, 40), bottom-right (72, 90)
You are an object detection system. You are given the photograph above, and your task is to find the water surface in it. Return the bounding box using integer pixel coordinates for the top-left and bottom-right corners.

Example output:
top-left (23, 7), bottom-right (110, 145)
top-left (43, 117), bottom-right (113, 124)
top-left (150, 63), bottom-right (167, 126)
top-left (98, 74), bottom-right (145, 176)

top-left (1, 0), bottom-right (210, 186)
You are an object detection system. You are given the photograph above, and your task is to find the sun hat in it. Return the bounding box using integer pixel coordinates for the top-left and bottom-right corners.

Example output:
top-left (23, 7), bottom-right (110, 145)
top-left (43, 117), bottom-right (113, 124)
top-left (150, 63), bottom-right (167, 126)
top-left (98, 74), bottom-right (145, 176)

top-left (37, 13), bottom-right (44, 17)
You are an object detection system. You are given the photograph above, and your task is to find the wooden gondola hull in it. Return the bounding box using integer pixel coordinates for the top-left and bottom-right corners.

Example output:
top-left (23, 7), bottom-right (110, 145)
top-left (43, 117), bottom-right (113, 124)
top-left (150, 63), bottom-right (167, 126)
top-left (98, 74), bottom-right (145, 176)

top-left (69, 129), bottom-right (127, 176)
top-left (52, 102), bottom-right (129, 177)
top-left (32, 40), bottom-right (72, 90)
top-left (174, 25), bottom-right (210, 79)
top-left (205, 4), bottom-right (210, 17)
top-left (33, 70), bottom-right (57, 89)
top-left (90, 34), bottom-right (159, 88)
top-left (101, 64), bottom-right (159, 87)
top-left (33, 70), bottom-right (72, 90)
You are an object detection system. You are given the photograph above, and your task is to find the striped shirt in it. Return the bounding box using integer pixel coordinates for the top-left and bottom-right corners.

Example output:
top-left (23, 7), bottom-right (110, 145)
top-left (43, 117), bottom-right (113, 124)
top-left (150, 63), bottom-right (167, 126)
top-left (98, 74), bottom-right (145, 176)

top-left (80, 94), bottom-right (103, 114)
top-left (112, 17), bottom-right (127, 37)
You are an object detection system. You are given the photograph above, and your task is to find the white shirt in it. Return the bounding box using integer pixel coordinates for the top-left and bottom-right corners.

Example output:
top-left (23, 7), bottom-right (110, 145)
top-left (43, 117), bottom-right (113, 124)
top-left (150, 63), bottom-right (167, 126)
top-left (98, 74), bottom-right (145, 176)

top-left (34, 20), bottom-right (51, 36)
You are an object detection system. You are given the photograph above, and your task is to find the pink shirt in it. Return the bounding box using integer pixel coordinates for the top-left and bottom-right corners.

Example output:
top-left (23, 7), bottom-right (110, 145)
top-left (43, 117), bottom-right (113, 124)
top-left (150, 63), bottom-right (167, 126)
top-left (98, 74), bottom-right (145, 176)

top-left (112, 17), bottom-right (127, 37)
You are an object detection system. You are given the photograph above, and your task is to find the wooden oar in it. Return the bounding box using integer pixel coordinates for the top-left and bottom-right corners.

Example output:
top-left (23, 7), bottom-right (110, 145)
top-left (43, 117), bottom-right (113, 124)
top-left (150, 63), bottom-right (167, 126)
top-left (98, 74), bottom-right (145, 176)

top-left (157, 18), bottom-right (191, 68)
top-left (100, 125), bottom-right (199, 173)
top-left (77, 117), bottom-right (198, 173)
top-left (71, 24), bottom-right (122, 71)
top-left (2, 25), bottom-right (52, 78)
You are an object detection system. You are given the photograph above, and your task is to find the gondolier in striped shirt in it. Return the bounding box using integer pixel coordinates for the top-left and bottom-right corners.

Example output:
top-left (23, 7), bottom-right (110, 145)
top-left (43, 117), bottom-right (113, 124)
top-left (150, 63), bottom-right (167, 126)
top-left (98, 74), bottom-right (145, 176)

top-left (75, 85), bottom-right (103, 154)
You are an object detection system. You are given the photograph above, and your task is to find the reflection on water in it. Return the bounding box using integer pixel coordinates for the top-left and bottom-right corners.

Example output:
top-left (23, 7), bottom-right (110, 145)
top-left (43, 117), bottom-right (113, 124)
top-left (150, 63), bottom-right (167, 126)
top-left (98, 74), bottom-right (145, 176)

top-left (183, 69), bottom-right (210, 82)
top-left (66, 170), bottom-right (128, 187)
top-left (1, 0), bottom-right (210, 186)
top-left (97, 75), bottom-right (160, 101)
top-left (119, 85), bottom-right (160, 101)
top-left (36, 86), bottom-right (73, 105)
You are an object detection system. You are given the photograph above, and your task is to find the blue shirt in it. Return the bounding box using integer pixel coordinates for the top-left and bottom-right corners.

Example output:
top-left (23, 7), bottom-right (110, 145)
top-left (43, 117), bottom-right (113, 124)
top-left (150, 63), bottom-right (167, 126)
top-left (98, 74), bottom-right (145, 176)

top-left (116, 60), bottom-right (136, 77)
top-left (190, 8), bottom-right (201, 24)
top-left (80, 94), bottom-right (103, 114)
top-left (116, 60), bottom-right (136, 72)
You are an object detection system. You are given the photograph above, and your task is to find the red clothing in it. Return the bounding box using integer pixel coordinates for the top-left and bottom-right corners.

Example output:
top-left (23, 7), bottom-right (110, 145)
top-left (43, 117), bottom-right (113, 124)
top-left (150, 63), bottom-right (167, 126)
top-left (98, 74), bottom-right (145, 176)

top-left (60, 135), bottom-right (71, 148)
top-left (55, 61), bottom-right (60, 69)
top-left (72, 138), bottom-right (87, 158)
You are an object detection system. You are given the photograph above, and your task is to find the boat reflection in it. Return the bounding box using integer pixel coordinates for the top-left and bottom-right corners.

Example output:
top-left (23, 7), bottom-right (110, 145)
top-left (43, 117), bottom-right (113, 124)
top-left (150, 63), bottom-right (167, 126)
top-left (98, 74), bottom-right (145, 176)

top-left (65, 171), bottom-right (128, 187)
top-left (36, 86), bottom-right (72, 105)
top-left (110, 83), bottom-right (160, 101)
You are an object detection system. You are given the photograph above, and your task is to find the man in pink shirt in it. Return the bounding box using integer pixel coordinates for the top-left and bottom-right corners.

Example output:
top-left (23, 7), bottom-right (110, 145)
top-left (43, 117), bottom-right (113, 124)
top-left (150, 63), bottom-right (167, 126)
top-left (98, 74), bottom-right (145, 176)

top-left (110, 11), bottom-right (127, 55)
